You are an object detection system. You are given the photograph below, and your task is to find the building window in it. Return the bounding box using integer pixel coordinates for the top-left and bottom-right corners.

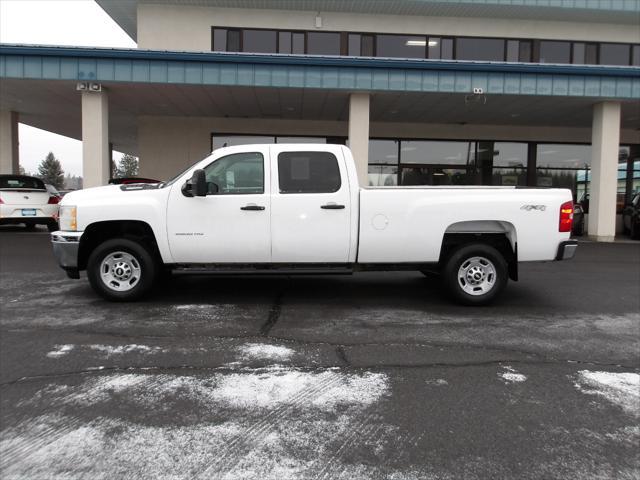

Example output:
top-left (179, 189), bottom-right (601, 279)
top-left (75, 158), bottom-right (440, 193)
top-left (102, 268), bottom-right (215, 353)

top-left (632, 45), bottom-right (640, 66)
top-left (538, 41), bottom-right (571, 63)
top-left (506, 40), bottom-right (532, 62)
top-left (428, 37), bottom-right (454, 60)
top-left (278, 151), bottom-right (341, 193)
top-left (243, 29), bottom-right (277, 54)
top-left (377, 35), bottom-right (426, 58)
top-left (348, 34), bottom-right (375, 56)
top-left (536, 144), bottom-right (591, 200)
top-left (307, 32), bottom-right (341, 55)
top-left (456, 38), bottom-right (505, 61)
top-left (572, 43), bottom-right (598, 64)
top-left (600, 43), bottom-right (631, 65)
top-left (212, 28), bottom-right (240, 52)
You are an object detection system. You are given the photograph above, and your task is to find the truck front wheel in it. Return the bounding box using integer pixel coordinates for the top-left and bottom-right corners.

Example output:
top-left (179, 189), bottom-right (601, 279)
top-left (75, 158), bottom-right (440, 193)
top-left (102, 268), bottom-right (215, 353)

top-left (87, 238), bottom-right (158, 301)
top-left (442, 244), bottom-right (508, 306)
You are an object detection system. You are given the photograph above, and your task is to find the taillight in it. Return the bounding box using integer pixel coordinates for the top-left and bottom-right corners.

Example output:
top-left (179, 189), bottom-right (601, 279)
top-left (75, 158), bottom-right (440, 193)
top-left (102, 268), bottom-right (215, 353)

top-left (559, 201), bottom-right (573, 232)
top-left (48, 195), bottom-right (60, 205)
top-left (0, 197), bottom-right (3, 204)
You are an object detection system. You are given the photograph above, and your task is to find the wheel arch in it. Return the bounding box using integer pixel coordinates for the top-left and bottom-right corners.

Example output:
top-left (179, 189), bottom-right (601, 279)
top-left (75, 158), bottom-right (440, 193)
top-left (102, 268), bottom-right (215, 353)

top-left (440, 221), bottom-right (518, 281)
top-left (78, 220), bottom-right (162, 271)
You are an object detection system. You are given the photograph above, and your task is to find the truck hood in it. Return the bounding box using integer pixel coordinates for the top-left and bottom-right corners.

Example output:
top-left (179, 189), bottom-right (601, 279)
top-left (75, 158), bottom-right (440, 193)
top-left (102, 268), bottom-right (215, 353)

top-left (60, 183), bottom-right (163, 206)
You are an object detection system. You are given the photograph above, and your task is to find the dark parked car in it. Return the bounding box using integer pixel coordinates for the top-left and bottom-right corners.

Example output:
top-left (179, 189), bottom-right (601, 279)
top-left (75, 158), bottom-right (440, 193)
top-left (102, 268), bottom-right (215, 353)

top-left (108, 177), bottom-right (160, 185)
top-left (622, 193), bottom-right (640, 239)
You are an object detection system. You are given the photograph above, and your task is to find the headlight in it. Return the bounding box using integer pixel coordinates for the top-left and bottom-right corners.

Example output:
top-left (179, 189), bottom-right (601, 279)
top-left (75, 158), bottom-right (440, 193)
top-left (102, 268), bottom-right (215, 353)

top-left (59, 206), bottom-right (77, 231)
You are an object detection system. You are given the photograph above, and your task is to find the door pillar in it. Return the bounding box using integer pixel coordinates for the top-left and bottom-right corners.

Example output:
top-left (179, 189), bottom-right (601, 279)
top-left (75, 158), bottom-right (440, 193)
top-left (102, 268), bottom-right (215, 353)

top-left (82, 88), bottom-right (110, 188)
top-left (588, 101), bottom-right (621, 242)
top-left (0, 111), bottom-right (19, 174)
top-left (348, 93), bottom-right (370, 187)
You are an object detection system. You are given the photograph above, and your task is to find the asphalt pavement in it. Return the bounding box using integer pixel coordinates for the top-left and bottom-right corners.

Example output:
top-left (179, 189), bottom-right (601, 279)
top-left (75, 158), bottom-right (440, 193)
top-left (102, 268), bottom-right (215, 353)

top-left (0, 226), bottom-right (638, 479)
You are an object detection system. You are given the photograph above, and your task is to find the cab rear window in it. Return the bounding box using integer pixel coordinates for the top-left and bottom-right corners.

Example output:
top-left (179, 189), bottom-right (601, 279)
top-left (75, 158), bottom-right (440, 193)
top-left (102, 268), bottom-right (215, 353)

top-left (0, 176), bottom-right (46, 190)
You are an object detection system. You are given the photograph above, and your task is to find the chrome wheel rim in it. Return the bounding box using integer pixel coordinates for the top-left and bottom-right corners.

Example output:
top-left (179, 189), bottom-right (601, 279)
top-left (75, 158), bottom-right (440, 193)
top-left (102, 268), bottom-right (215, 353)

top-left (100, 251), bottom-right (141, 292)
top-left (457, 256), bottom-right (496, 296)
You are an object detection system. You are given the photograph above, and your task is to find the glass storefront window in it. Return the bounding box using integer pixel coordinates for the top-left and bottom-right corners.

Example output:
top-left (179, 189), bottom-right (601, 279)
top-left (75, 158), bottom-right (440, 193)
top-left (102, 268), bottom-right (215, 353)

top-left (368, 165), bottom-right (398, 186)
top-left (400, 166), bottom-right (472, 186)
top-left (600, 43), bottom-right (630, 66)
top-left (537, 144), bottom-right (591, 169)
top-left (213, 29), bottom-right (227, 51)
top-left (377, 35), bottom-right (426, 58)
top-left (456, 38), bottom-right (505, 61)
top-left (307, 32), bottom-right (341, 55)
top-left (492, 168), bottom-right (527, 186)
top-left (243, 30), bottom-right (277, 53)
top-left (277, 137), bottom-right (326, 144)
top-left (369, 140), bottom-right (398, 164)
top-left (212, 135), bottom-right (275, 149)
top-left (539, 41), bottom-right (571, 63)
top-left (401, 141), bottom-right (476, 165)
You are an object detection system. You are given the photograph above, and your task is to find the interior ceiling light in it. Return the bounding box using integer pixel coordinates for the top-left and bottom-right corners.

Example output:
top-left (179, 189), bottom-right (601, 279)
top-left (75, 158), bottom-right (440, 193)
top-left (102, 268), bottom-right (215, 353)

top-left (405, 40), bottom-right (438, 47)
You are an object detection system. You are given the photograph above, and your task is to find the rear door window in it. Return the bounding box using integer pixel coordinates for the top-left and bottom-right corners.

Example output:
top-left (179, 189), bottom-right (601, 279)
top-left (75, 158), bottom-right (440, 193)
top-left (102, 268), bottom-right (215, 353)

top-left (277, 151), bottom-right (341, 193)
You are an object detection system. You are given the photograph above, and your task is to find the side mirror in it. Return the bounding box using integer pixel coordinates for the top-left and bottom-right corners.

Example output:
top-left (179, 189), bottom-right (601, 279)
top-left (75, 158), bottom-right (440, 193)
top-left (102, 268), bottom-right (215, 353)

top-left (191, 169), bottom-right (207, 197)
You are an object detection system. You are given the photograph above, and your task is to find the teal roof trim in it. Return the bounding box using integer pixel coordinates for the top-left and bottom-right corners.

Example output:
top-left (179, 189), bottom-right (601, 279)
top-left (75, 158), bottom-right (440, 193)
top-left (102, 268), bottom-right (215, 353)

top-left (2, 45), bottom-right (639, 99)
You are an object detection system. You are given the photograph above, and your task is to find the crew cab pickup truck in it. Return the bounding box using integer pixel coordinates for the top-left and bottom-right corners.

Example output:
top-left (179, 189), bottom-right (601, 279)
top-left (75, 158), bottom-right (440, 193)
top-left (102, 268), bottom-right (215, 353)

top-left (51, 144), bottom-right (577, 305)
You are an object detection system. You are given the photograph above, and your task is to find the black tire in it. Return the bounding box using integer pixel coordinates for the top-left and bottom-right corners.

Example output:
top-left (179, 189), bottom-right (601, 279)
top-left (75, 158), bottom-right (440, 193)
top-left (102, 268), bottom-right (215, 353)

top-left (442, 244), bottom-right (508, 306)
top-left (87, 238), bottom-right (158, 301)
top-left (47, 221), bottom-right (59, 232)
top-left (24, 223), bottom-right (36, 231)
top-left (631, 221), bottom-right (640, 240)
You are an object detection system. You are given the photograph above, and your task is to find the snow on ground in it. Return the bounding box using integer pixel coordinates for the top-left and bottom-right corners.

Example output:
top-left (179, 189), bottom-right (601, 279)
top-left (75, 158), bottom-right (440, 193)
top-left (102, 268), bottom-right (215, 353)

top-left (45, 345), bottom-right (74, 358)
top-left (574, 370), bottom-right (640, 416)
top-left (45, 344), bottom-right (164, 358)
top-left (1, 368), bottom-right (391, 479)
top-left (237, 343), bottom-right (295, 362)
top-left (499, 366), bottom-right (527, 383)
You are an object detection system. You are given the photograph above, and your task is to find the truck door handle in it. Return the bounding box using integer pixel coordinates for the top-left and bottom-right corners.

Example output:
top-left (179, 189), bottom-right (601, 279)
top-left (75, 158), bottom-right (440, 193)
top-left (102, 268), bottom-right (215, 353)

top-left (321, 203), bottom-right (345, 210)
top-left (240, 204), bottom-right (265, 211)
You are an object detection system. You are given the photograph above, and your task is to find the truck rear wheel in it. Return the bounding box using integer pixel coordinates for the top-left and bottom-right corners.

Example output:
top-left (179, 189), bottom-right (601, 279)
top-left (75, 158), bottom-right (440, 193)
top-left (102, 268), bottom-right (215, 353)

top-left (87, 238), bottom-right (157, 301)
top-left (442, 244), bottom-right (508, 306)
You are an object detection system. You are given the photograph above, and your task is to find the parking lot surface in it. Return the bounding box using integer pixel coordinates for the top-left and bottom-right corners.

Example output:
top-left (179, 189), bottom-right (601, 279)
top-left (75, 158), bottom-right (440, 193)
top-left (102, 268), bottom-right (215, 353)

top-left (1, 226), bottom-right (639, 479)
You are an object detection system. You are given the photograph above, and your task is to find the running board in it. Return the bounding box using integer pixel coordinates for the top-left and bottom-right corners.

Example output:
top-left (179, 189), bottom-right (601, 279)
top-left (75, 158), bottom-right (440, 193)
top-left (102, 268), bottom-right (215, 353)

top-left (170, 264), bottom-right (354, 276)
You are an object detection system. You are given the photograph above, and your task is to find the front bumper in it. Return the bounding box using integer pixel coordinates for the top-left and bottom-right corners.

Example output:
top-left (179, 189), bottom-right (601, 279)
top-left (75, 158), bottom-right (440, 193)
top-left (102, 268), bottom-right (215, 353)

top-left (51, 231), bottom-right (83, 277)
top-left (556, 240), bottom-right (578, 260)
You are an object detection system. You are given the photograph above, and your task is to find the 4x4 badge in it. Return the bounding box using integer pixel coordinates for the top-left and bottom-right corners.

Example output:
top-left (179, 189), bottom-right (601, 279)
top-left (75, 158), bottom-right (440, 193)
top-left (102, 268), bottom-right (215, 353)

top-left (521, 205), bottom-right (546, 211)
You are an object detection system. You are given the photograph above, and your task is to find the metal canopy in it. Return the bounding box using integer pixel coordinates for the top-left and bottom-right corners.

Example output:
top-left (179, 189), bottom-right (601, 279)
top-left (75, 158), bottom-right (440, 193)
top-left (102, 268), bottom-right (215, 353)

top-left (1, 45), bottom-right (639, 99)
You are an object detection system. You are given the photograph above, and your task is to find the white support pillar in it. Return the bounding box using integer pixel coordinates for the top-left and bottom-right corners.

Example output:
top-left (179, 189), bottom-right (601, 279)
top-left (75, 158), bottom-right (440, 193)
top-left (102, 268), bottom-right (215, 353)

top-left (588, 101), bottom-right (621, 242)
top-left (0, 111), bottom-right (19, 174)
top-left (81, 89), bottom-right (110, 188)
top-left (348, 93), bottom-right (370, 187)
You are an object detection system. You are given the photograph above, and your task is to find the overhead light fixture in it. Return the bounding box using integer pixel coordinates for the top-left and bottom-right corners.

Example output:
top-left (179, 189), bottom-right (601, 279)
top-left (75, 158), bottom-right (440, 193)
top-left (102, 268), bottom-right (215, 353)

top-left (405, 40), bottom-right (439, 47)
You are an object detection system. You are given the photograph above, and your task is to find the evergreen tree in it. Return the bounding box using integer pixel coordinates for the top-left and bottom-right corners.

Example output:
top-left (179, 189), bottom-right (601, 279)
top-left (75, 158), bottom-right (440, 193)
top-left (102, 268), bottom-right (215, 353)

top-left (115, 154), bottom-right (139, 177)
top-left (37, 152), bottom-right (64, 189)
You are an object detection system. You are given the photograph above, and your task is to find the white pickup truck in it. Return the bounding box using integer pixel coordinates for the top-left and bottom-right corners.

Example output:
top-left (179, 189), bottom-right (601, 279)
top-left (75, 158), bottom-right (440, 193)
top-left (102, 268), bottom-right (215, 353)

top-left (51, 144), bottom-right (577, 305)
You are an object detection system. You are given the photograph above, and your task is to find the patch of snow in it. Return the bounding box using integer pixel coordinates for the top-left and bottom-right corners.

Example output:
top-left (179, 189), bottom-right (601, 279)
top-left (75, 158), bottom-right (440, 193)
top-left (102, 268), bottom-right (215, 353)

top-left (238, 343), bottom-right (294, 362)
top-left (574, 370), bottom-right (640, 416)
top-left (425, 379), bottom-right (448, 386)
top-left (87, 344), bottom-right (163, 356)
top-left (173, 304), bottom-right (211, 310)
top-left (45, 345), bottom-right (74, 358)
top-left (499, 366), bottom-right (527, 383)
top-left (1, 369), bottom-right (395, 479)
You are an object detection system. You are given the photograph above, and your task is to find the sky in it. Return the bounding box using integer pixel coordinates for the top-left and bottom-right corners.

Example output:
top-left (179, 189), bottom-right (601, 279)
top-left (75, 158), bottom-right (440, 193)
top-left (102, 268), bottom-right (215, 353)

top-left (0, 0), bottom-right (137, 176)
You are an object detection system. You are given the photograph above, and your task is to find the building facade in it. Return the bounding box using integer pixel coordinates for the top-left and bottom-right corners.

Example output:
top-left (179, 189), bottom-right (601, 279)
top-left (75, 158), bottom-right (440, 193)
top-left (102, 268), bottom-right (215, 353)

top-left (1, 0), bottom-right (639, 241)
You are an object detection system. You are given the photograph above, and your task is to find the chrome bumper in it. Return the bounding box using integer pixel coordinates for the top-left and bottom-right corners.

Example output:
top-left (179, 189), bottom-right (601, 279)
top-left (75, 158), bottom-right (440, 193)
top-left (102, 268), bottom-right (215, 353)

top-left (51, 231), bottom-right (83, 270)
top-left (556, 240), bottom-right (578, 261)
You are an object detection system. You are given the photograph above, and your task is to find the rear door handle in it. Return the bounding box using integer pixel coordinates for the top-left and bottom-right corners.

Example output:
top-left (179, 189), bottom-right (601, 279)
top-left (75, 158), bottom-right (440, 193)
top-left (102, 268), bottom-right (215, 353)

top-left (240, 204), bottom-right (265, 211)
top-left (321, 203), bottom-right (345, 210)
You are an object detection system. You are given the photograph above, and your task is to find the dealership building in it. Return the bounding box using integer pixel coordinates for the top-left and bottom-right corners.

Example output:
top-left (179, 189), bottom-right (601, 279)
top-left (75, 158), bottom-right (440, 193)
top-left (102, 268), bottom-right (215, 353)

top-left (0, 0), bottom-right (639, 241)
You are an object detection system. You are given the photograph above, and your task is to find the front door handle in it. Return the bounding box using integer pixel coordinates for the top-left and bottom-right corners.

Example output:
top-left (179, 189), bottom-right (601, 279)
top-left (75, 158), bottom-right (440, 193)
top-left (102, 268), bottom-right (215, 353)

top-left (240, 204), bottom-right (265, 211)
top-left (321, 203), bottom-right (345, 210)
